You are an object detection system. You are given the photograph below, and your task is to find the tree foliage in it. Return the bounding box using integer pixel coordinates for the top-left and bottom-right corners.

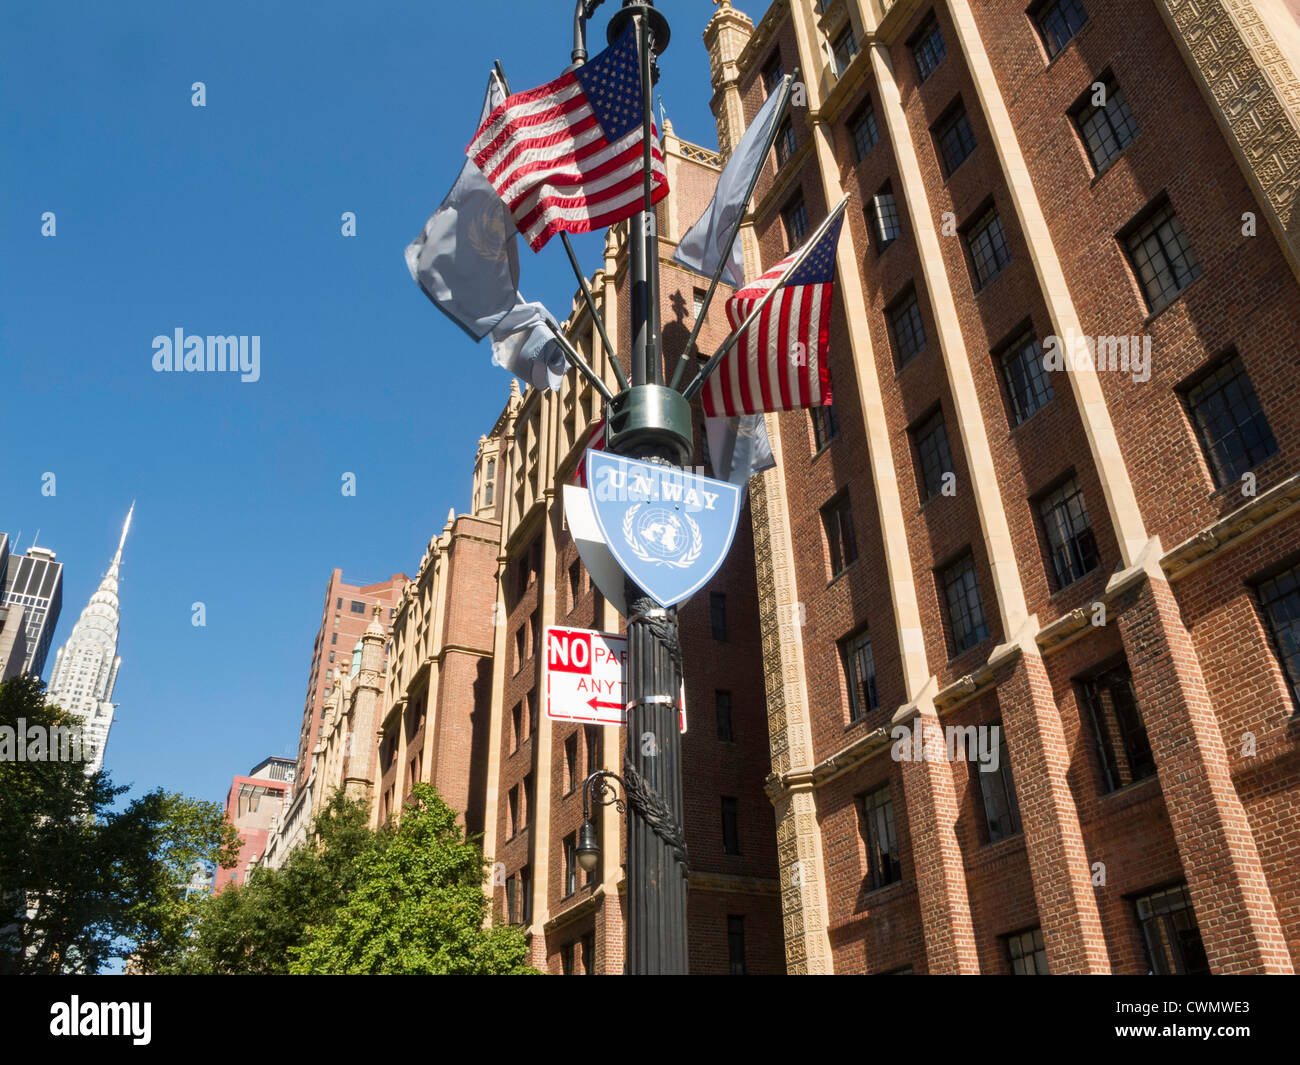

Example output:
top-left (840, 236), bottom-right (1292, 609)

top-left (175, 783), bottom-right (535, 975)
top-left (0, 675), bottom-right (240, 974)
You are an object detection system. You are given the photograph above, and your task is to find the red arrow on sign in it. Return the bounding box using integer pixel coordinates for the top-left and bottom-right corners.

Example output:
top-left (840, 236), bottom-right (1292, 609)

top-left (587, 696), bottom-right (622, 712)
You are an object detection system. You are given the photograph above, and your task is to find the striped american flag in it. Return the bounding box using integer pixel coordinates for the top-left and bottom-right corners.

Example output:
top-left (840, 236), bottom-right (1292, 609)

top-left (466, 24), bottom-right (668, 252)
top-left (573, 417), bottom-right (607, 487)
top-left (701, 211), bottom-right (845, 418)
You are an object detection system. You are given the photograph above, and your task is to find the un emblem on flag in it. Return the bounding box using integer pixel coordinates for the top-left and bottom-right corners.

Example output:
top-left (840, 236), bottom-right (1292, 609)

top-left (587, 451), bottom-right (742, 609)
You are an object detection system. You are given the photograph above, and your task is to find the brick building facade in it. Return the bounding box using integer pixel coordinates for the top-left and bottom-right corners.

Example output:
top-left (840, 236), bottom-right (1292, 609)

top-left (709, 0), bottom-right (1300, 973)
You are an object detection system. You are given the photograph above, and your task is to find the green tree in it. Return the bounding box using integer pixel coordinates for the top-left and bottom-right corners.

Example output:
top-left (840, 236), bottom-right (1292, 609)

top-left (168, 790), bottom-right (377, 975)
top-left (289, 784), bottom-right (535, 975)
top-left (0, 675), bottom-right (239, 974)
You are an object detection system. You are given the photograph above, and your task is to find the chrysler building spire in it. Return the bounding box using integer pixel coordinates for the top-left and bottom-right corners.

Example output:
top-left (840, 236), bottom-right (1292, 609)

top-left (46, 503), bottom-right (134, 774)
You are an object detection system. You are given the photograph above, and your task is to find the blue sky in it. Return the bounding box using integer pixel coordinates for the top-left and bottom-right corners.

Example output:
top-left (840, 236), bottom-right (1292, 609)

top-left (0, 0), bottom-right (771, 809)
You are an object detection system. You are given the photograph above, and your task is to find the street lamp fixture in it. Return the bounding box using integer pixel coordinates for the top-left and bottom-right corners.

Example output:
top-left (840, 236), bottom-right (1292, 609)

top-left (577, 769), bottom-right (627, 873)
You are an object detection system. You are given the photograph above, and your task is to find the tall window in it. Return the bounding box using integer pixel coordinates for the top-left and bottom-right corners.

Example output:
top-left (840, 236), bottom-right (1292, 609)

top-left (762, 54), bottom-right (784, 95)
top-left (564, 734), bottom-right (578, 794)
top-left (911, 15), bottom-right (947, 82)
top-left (721, 797), bottom-right (741, 855)
top-left (506, 874), bottom-right (520, 925)
top-left (1073, 73), bottom-right (1138, 172)
top-left (522, 773), bottom-right (533, 829)
top-left (1183, 353), bottom-right (1278, 487)
top-left (1079, 663), bottom-right (1156, 792)
top-left (1134, 884), bottom-right (1210, 974)
top-left (999, 332), bottom-right (1055, 426)
top-left (775, 118), bottom-right (796, 167)
top-left (935, 102), bottom-right (976, 175)
top-left (1256, 562), bottom-right (1300, 709)
top-left (783, 196), bottom-right (809, 244)
top-left (965, 206), bottom-right (1012, 289)
top-left (520, 864), bottom-right (532, 923)
top-left (1038, 476), bottom-right (1099, 588)
top-left (832, 26), bottom-right (859, 76)
top-left (861, 786), bottom-right (901, 890)
top-left (716, 690), bottom-right (735, 742)
top-left (979, 727), bottom-right (1022, 842)
top-left (912, 408), bottom-right (954, 501)
top-left (888, 286), bottom-right (927, 367)
top-left (1007, 928), bottom-right (1050, 974)
top-left (569, 559), bottom-right (583, 611)
top-left (842, 629), bottom-right (879, 721)
top-left (710, 592), bottom-right (728, 642)
top-left (850, 99), bottom-right (879, 161)
top-left (822, 491), bottom-right (859, 577)
top-left (692, 286), bottom-right (706, 319)
top-left (561, 942), bottom-right (575, 976)
top-left (584, 724), bottom-right (600, 776)
top-left (942, 553), bottom-right (990, 655)
top-left (871, 184), bottom-right (902, 250)
top-left (1121, 199), bottom-right (1201, 312)
top-left (508, 784), bottom-right (520, 838)
top-left (812, 404), bottom-right (840, 451)
top-left (563, 833), bottom-right (577, 897)
top-left (727, 916), bottom-right (747, 975)
top-left (1033, 0), bottom-right (1089, 58)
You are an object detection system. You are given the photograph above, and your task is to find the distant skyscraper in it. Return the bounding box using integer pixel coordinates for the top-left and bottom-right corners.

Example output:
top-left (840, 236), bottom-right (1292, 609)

top-left (45, 504), bottom-right (133, 774)
top-left (1, 533), bottom-right (64, 679)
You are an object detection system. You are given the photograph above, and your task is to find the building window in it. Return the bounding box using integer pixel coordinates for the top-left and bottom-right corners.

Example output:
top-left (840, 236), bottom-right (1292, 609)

top-left (727, 916), bottom-right (747, 975)
top-left (822, 492), bottom-right (859, 578)
top-left (942, 553), bottom-right (990, 655)
top-left (522, 773), bottom-right (533, 829)
top-left (484, 481), bottom-right (494, 506)
top-left (979, 727), bottom-right (1022, 842)
top-left (721, 797), bottom-right (741, 855)
top-left (911, 14), bottom-right (947, 82)
top-left (511, 702), bottom-right (522, 752)
top-left (832, 26), bottom-right (859, 76)
top-left (584, 724), bottom-right (600, 776)
top-left (912, 408), bottom-right (954, 501)
top-left (861, 786), bottom-right (901, 890)
top-left (812, 404), bottom-right (839, 451)
top-left (581, 932), bottom-right (595, 975)
top-left (527, 689), bottom-right (538, 737)
top-left (782, 196), bottom-right (808, 245)
top-left (350, 600), bottom-right (366, 614)
top-left (564, 833), bottom-right (577, 896)
top-left (1073, 73), bottom-right (1138, 173)
top-left (565, 734), bottom-right (578, 794)
top-left (514, 627), bottom-right (526, 673)
top-left (710, 592), bottom-right (728, 642)
top-left (870, 183), bottom-right (902, 250)
top-left (506, 874), bottom-right (521, 925)
top-left (762, 53), bottom-right (784, 95)
top-left (850, 99), bottom-right (879, 161)
top-left (530, 609), bottom-right (540, 660)
top-left (1256, 562), bottom-right (1300, 709)
top-left (1182, 353), bottom-right (1278, 487)
top-left (520, 864), bottom-right (532, 923)
top-left (1033, 0), bottom-right (1089, 58)
top-left (330, 634), bottom-right (337, 647)
top-left (508, 785), bottom-right (519, 838)
top-left (888, 286), bottom-right (927, 367)
top-left (842, 628), bottom-right (879, 721)
top-left (1121, 198), bottom-right (1201, 312)
top-left (964, 205), bottom-right (1012, 289)
top-left (1006, 928), bottom-right (1050, 974)
top-left (935, 101), bottom-right (976, 176)
top-left (336, 597), bottom-right (342, 609)
top-left (568, 559), bottom-right (583, 611)
top-left (561, 942), bottom-right (575, 976)
top-left (775, 117), bottom-right (796, 167)
top-left (1079, 662), bottom-right (1156, 792)
top-left (328, 652), bottom-right (334, 663)
top-left (999, 331), bottom-right (1055, 426)
top-left (716, 690), bottom-right (734, 742)
top-left (1038, 476), bottom-right (1099, 589)
top-left (1134, 884), bottom-right (1210, 974)
top-left (692, 286), bottom-right (706, 319)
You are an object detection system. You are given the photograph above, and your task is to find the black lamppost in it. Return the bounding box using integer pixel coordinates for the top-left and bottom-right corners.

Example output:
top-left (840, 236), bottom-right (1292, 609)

top-left (571, 0), bottom-right (692, 975)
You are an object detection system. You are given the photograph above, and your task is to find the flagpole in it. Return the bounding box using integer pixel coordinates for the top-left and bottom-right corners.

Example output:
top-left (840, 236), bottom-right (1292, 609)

top-left (681, 196), bottom-right (849, 403)
top-left (666, 73), bottom-right (796, 393)
top-left (541, 318), bottom-right (617, 405)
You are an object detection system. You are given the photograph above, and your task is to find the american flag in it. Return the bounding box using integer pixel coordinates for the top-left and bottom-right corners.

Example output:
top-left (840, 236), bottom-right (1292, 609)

top-left (467, 24), bottom-right (668, 252)
top-left (701, 211), bottom-right (845, 418)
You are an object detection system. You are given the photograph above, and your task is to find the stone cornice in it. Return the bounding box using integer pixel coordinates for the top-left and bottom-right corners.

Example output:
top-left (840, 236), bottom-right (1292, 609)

top-left (541, 885), bottom-right (603, 934)
top-left (1161, 473), bottom-right (1300, 581)
top-left (765, 725), bottom-right (891, 801)
top-left (687, 871), bottom-right (781, 896)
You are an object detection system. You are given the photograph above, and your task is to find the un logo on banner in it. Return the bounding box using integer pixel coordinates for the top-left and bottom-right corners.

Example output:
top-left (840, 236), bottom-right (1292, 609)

top-left (587, 450), bottom-right (742, 609)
